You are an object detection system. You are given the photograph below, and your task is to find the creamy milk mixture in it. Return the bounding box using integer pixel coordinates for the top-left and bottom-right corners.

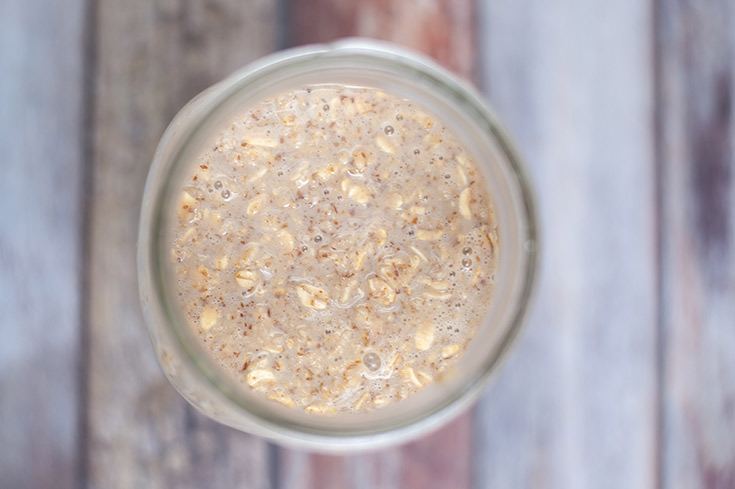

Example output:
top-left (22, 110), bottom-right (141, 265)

top-left (171, 85), bottom-right (498, 413)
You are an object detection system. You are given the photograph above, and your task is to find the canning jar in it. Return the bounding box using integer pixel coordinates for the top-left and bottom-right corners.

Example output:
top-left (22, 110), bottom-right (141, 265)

top-left (138, 38), bottom-right (538, 451)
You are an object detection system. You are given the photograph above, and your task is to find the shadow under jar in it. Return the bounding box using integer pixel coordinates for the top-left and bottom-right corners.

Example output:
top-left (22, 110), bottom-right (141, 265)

top-left (138, 39), bottom-right (539, 451)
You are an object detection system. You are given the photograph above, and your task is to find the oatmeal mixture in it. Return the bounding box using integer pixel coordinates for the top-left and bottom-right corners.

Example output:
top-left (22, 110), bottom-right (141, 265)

top-left (171, 85), bottom-right (498, 413)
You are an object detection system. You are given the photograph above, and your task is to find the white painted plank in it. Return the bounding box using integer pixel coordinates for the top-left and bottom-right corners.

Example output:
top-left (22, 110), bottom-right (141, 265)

top-left (475, 2), bottom-right (658, 488)
top-left (0, 0), bottom-right (85, 488)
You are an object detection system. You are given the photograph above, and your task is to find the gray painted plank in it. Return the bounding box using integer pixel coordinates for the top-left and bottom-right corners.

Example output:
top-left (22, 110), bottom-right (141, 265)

top-left (85, 0), bottom-right (279, 487)
top-left (475, 2), bottom-right (658, 488)
top-left (658, 0), bottom-right (735, 487)
top-left (0, 0), bottom-right (86, 488)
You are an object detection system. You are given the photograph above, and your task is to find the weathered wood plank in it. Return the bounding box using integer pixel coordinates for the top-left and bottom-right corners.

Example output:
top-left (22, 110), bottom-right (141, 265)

top-left (287, 0), bottom-right (476, 82)
top-left (475, 2), bottom-right (658, 488)
top-left (86, 0), bottom-right (279, 487)
top-left (657, 0), bottom-right (735, 487)
top-left (398, 415), bottom-right (472, 488)
top-left (277, 416), bottom-right (471, 489)
top-left (0, 1), bottom-right (86, 488)
top-left (278, 1), bottom-right (476, 488)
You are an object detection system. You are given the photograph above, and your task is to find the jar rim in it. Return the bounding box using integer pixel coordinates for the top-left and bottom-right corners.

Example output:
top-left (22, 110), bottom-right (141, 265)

top-left (140, 38), bottom-right (540, 448)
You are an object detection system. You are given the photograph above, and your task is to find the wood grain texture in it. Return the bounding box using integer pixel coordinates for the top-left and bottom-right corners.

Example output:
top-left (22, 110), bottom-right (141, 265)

top-left (0, 1), bottom-right (85, 488)
top-left (277, 1), bottom-right (476, 487)
top-left (475, 1), bottom-right (658, 488)
top-left (6, 0), bottom-right (733, 487)
top-left (658, 0), bottom-right (735, 487)
top-left (287, 0), bottom-right (476, 83)
top-left (85, 0), bottom-right (279, 487)
top-left (277, 416), bottom-right (471, 489)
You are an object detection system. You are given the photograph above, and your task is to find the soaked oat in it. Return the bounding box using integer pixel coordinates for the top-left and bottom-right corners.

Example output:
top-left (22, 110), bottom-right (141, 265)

top-left (171, 85), bottom-right (499, 413)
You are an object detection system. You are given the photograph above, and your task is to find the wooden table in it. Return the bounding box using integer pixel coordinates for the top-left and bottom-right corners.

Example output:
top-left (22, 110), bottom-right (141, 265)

top-left (2, 0), bottom-right (734, 487)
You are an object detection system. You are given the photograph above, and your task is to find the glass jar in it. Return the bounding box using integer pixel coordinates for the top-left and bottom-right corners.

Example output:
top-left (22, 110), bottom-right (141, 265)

top-left (138, 38), bottom-right (538, 451)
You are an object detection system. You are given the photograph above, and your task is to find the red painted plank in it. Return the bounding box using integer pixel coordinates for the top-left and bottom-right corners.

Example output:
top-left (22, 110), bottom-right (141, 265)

top-left (399, 414), bottom-right (472, 489)
top-left (288, 0), bottom-right (476, 81)
top-left (278, 1), bottom-right (476, 487)
top-left (277, 415), bottom-right (472, 489)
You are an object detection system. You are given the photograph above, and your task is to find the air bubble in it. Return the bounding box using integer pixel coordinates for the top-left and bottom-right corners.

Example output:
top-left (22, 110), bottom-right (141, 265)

top-left (462, 247), bottom-right (472, 255)
top-left (462, 258), bottom-right (472, 267)
top-left (214, 180), bottom-right (223, 189)
top-left (314, 235), bottom-right (322, 243)
top-left (363, 352), bottom-right (381, 371)
top-left (221, 189), bottom-right (231, 199)
top-left (396, 114), bottom-right (403, 121)
top-left (323, 104), bottom-right (330, 112)
top-left (384, 125), bottom-right (394, 135)
top-left (413, 149), bottom-right (420, 155)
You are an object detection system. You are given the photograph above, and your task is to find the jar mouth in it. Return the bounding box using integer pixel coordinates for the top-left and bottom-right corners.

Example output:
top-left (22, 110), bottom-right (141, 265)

top-left (141, 38), bottom-right (539, 447)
